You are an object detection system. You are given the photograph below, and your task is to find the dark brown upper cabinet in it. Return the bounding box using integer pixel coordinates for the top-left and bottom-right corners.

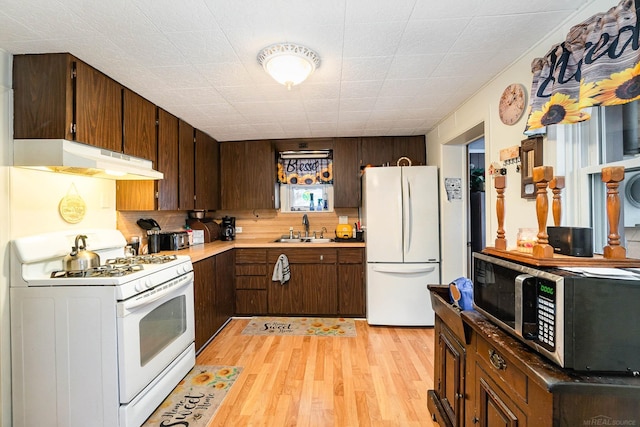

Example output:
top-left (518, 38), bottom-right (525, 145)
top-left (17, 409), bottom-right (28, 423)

top-left (220, 140), bottom-right (275, 210)
top-left (123, 88), bottom-right (157, 163)
top-left (361, 136), bottom-right (426, 168)
top-left (13, 53), bottom-right (123, 153)
top-left (333, 137), bottom-right (361, 208)
top-left (156, 109), bottom-right (179, 210)
top-left (194, 129), bottom-right (220, 210)
top-left (178, 120), bottom-right (196, 211)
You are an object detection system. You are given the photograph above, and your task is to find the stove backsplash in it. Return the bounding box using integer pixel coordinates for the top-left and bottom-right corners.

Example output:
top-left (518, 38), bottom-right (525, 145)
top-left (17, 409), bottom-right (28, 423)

top-left (10, 167), bottom-right (116, 239)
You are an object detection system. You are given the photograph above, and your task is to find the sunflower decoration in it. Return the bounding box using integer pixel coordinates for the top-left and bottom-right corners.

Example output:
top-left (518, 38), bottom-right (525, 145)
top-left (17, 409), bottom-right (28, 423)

top-left (319, 164), bottom-right (333, 183)
top-left (277, 163), bottom-right (286, 183)
top-left (192, 371), bottom-right (215, 386)
top-left (301, 174), bottom-right (316, 185)
top-left (287, 173), bottom-right (299, 184)
top-left (527, 92), bottom-right (589, 129)
top-left (579, 79), bottom-right (600, 109)
top-left (591, 62), bottom-right (640, 106)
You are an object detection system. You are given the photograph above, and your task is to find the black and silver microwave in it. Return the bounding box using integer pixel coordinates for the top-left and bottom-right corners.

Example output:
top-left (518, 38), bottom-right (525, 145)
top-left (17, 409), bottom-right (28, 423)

top-left (472, 252), bottom-right (640, 373)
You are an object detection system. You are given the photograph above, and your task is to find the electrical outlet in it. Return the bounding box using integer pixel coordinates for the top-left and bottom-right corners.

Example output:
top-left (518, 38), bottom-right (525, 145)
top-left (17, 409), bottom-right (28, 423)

top-left (235, 226), bottom-right (243, 233)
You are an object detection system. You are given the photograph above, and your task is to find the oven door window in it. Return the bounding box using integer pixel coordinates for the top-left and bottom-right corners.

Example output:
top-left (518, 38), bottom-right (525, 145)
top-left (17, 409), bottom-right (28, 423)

top-left (117, 279), bottom-right (195, 404)
top-left (139, 296), bottom-right (187, 366)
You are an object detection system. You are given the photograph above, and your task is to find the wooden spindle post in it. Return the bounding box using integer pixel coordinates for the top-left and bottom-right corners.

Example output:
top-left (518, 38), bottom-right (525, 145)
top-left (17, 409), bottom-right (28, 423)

top-left (494, 175), bottom-right (507, 250)
top-left (549, 176), bottom-right (565, 227)
top-left (602, 166), bottom-right (626, 259)
top-left (532, 166), bottom-right (554, 258)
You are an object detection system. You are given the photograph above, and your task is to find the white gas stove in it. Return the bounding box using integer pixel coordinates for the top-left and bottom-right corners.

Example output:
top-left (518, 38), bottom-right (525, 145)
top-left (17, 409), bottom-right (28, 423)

top-left (10, 229), bottom-right (195, 427)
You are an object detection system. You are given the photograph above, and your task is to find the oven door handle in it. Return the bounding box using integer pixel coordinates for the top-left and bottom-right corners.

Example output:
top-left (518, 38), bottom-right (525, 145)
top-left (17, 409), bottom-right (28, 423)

top-left (121, 272), bottom-right (194, 313)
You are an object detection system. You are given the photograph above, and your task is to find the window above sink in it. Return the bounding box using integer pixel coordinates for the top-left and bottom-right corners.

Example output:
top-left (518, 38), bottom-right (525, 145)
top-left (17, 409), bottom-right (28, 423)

top-left (277, 150), bottom-right (334, 213)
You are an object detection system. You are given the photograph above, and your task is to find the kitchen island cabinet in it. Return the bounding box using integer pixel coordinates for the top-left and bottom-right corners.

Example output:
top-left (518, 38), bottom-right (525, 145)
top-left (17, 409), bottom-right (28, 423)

top-left (220, 140), bottom-right (275, 209)
top-left (427, 285), bottom-right (640, 427)
top-left (13, 53), bottom-right (123, 152)
top-left (267, 248), bottom-right (338, 315)
top-left (193, 249), bottom-right (235, 353)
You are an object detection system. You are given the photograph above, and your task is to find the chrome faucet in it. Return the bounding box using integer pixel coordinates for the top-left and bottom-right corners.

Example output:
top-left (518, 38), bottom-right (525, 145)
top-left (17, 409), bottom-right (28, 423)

top-left (302, 214), bottom-right (310, 237)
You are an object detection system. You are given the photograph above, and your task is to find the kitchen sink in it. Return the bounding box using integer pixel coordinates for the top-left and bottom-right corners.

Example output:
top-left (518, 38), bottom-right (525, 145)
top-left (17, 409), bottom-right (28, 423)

top-left (273, 237), bottom-right (334, 243)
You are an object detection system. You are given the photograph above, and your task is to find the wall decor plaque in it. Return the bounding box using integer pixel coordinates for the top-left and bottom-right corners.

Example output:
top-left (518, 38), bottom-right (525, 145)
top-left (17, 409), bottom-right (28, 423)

top-left (59, 183), bottom-right (86, 223)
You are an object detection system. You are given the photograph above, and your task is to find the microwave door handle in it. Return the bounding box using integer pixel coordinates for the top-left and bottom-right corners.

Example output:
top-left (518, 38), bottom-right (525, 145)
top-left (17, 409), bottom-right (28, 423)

top-left (514, 274), bottom-right (532, 337)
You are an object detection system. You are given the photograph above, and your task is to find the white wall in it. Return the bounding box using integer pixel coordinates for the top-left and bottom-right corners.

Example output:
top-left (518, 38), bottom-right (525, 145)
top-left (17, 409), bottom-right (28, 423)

top-left (427, 0), bottom-right (610, 282)
top-left (0, 48), bottom-right (12, 427)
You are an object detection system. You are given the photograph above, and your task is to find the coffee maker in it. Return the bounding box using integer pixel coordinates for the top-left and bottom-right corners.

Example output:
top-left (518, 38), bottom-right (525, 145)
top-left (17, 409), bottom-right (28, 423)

top-left (221, 216), bottom-right (236, 241)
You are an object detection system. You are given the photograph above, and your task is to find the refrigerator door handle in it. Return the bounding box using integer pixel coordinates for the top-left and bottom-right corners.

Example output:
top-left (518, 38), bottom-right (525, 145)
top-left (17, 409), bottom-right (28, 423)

top-left (402, 174), bottom-right (412, 255)
top-left (372, 265), bottom-right (436, 274)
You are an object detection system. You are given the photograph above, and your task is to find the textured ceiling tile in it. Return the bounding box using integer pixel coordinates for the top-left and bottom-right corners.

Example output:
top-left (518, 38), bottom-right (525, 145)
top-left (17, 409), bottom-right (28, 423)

top-left (343, 22), bottom-right (405, 57)
top-left (167, 30), bottom-right (238, 65)
top-left (341, 57), bottom-right (393, 81)
top-left (1, 0), bottom-right (600, 141)
top-left (133, 0), bottom-right (217, 33)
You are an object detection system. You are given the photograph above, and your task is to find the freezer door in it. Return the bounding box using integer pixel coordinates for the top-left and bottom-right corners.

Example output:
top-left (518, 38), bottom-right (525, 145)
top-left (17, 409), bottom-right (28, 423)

top-left (366, 262), bottom-right (439, 326)
top-left (363, 167), bottom-right (403, 262)
top-left (402, 166), bottom-right (440, 263)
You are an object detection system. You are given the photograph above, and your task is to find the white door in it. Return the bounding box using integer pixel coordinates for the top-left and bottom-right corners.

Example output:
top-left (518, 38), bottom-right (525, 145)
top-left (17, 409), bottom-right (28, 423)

top-left (402, 166), bottom-right (440, 263)
top-left (363, 167), bottom-right (403, 262)
top-left (366, 262), bottom-right (439, 326)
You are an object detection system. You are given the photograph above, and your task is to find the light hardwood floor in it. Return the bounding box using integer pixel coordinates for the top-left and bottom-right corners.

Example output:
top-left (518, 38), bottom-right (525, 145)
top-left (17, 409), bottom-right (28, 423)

top-left (196, 318), bottom-right (439, 427)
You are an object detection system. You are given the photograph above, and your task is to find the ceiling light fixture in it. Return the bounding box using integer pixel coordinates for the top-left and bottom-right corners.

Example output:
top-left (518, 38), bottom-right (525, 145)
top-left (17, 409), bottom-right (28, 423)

top-left (258, 43), bottom-right (320, 90)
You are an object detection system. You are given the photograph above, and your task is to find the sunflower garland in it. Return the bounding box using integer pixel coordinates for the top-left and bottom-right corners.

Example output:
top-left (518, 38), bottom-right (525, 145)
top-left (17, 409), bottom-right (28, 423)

top-left (528, 62), bottom-right (640, 129)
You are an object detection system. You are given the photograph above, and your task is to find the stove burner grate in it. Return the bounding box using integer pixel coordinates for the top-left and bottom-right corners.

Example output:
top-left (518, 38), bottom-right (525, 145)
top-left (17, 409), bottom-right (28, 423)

top-left (105, 254), bottom-right (178, 266)
top-left (50, 264), bottom-right (144, 278)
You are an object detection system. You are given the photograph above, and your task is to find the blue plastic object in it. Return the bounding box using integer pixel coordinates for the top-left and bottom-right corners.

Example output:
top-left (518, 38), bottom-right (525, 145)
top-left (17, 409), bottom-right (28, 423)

top-left (449, 277), bottom-right (474, 311)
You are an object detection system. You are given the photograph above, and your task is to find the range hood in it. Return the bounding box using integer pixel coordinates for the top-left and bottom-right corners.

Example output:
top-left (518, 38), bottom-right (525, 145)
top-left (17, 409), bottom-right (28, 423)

top-left (14, 139), bottom-right (163, 180)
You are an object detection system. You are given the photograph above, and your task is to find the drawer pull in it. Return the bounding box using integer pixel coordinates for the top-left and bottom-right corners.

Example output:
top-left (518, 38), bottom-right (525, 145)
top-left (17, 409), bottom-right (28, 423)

top-left (489, 349), bottom-right (507, 370)
top-left (456, 392), bottom-right (464, 399)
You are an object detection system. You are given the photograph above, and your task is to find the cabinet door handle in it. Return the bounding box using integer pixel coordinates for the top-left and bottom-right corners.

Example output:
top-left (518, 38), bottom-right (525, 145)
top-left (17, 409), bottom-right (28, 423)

top-left (489, 349), bottom-right (507, 370)
top-left (456, 393), bottom-right (464, 399)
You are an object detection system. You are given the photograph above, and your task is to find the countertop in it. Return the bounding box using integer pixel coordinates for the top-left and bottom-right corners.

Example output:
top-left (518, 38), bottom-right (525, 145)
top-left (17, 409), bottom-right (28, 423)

top-left (159, 238), bottom-right (365, 263)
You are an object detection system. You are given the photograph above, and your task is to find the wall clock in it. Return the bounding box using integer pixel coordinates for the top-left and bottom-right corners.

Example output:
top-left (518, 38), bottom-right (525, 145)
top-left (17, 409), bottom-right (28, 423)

top-left (499, 83), bottom-right (526, 126)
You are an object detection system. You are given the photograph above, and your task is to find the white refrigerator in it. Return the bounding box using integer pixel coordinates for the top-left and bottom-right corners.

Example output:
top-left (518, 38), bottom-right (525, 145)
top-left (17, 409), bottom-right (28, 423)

top-left (362, 165), bottom-right (440, 326)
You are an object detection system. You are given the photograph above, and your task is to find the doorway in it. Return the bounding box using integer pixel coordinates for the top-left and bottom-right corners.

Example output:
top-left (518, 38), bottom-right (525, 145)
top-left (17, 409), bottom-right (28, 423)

top-left (467, 137), bottom-right (486, 275)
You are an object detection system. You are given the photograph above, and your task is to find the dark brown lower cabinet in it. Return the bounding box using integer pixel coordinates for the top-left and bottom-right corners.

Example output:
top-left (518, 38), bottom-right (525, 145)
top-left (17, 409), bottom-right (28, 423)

top-left (234, 247), bottom-right (365, 316)
top-left (235, 249), bottom-right (268, 315)
top-left (427, 285), bottom-right (640, 427)
top-left (267, 248), bottom-right (337, 316)
top-left (193, 250), bottom-right (235, 353)
top-left (337, 248), bottom-right (365, 316)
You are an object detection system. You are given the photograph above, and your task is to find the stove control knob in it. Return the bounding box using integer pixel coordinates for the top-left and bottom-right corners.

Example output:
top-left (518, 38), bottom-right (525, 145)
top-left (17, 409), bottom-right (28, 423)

top-left (144, 279), bottom-right (153, 289)
top-left (135, 281), bottom-right (146, 292)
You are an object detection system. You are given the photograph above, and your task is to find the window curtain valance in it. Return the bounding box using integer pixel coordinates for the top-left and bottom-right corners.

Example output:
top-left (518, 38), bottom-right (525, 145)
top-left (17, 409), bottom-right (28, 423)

top-left (526, 0), bottom-right (640, 131)
top-left (277, 157), bottom-right (333, 185)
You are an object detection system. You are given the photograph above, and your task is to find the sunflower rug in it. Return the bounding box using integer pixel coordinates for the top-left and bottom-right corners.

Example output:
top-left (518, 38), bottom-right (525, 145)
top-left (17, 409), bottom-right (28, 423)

top-left (241, 316), bottom-right (357, 337)
top-left (142, 365), bottom-right (242, 427)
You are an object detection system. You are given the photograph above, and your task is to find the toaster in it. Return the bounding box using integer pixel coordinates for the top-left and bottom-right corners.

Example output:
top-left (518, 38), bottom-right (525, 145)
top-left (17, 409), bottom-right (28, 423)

top-left (159, 231), bottom-right (189, 251)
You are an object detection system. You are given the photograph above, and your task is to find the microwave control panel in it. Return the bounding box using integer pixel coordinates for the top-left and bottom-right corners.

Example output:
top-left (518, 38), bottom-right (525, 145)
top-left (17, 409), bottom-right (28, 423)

top-left (536, 280), bottom-right (556, 351)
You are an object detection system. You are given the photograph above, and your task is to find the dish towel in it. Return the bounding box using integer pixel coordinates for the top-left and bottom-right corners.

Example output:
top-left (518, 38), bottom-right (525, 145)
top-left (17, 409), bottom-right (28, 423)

top-left (272, 254), bottom-right (291, 285)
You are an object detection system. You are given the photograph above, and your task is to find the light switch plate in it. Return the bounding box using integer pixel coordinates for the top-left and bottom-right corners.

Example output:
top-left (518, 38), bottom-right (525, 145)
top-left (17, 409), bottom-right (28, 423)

top-left (235, 226), bottom-right (243, 233)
